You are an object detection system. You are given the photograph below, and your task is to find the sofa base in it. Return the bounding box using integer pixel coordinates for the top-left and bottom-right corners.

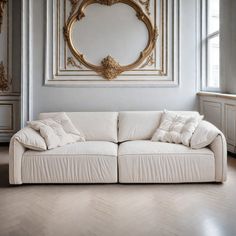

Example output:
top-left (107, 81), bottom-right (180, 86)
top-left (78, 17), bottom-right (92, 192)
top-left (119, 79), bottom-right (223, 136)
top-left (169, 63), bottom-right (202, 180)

top-left (20, 142), bottom-right (118, 184)
top-left (118, 141), bottom-right (216, 183)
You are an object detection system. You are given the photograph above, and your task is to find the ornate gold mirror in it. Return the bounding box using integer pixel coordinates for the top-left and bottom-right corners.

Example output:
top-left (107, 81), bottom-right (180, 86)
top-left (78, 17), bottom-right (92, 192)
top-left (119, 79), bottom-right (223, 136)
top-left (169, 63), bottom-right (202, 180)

top-left (64, 0), bottom-right (158, 80)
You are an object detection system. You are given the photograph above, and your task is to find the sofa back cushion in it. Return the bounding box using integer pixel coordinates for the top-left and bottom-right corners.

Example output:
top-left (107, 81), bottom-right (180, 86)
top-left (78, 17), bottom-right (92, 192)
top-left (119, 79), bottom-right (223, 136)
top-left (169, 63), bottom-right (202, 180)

top-left (118, 111), bottom-right (200, 142)
top-left (39, 112), bottom-right (118, 143)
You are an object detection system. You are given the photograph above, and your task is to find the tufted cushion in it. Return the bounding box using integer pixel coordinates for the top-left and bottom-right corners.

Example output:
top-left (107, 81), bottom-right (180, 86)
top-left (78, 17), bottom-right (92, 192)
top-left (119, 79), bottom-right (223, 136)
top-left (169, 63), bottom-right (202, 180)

top-left (118, 111), bottom-right (201, 142)
top-left (151, 111), bottom-right (202, 146)
top-left (28, 113), bottom-right (85, 149)
top-left (39, 112), bottom-right (118, 143)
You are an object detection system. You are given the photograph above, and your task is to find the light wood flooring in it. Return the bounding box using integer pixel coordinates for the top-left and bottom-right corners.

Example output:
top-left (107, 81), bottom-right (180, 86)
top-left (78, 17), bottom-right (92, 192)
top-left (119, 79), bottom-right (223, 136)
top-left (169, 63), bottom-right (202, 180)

top-left (0, 146), bottom-right (236, 236)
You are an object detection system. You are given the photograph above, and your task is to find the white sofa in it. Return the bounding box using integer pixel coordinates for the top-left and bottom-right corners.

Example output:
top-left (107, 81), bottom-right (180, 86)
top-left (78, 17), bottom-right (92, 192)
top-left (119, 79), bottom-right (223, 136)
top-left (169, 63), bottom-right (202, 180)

top-left (9, 111), bottom-right (227, 184)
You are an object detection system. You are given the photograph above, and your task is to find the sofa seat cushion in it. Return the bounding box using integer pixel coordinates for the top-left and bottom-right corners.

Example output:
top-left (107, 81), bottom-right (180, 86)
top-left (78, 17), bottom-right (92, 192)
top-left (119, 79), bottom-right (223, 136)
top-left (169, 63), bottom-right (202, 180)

top-left (22, 141), bottom-right (118, 183)
top-left (118, 141), bottom-right (215, 183)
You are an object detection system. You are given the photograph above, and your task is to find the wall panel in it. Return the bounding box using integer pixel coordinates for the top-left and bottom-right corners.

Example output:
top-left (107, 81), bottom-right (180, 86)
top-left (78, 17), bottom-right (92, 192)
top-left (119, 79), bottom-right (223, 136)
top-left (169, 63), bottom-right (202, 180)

top-left (21, 0), bottom-right (200, 122)
top-left (45, 0), bottom-right (179, 86)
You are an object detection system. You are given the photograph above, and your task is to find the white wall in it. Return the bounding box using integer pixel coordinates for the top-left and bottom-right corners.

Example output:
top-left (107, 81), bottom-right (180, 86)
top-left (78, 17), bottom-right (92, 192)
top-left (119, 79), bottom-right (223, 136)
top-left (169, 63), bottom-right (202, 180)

top-left (24, 0), bottom-right (200, 119)
top-left (221, 0), bottom-right (236, 94)
top-left (220, 0), bottom-right (230, 92)
top-left (227, 0), bottom-right (236, 93)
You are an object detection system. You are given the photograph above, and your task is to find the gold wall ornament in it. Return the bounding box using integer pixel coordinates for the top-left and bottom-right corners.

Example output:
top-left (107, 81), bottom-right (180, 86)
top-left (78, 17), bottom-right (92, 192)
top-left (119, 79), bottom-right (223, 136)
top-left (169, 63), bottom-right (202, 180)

top-left (101, 56), bottom-right (122, 80)
top-left (97, 0), bottom-right (120, 6)
top-left (138, 0), bottom-right (150, 16)
top-left (0, 62), bottom-right (9, 92)
top-left (70, 0), bottom-right (79, 6)
top-left (140, 53), bottom-right (155, 68)
top-left (0, 0), bottom-right (7, 33)
top-left (69, 0), bottom-right (80, 18)
top-left (67, 56), bottom-right (83, 69)
top-left (64, 0), bottom-right (158, 80)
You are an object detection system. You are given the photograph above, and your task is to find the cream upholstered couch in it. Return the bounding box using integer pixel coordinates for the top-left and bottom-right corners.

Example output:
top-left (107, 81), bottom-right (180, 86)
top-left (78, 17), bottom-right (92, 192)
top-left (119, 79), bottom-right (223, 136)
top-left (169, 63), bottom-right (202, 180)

top-left (9, 111), bottom-right (227, 184)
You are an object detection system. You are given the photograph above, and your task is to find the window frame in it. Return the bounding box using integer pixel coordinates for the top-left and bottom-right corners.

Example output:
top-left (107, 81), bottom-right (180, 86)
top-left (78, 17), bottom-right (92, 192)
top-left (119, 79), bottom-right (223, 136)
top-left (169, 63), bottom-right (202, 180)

top-left (201, 0), bottom-right (220, 91)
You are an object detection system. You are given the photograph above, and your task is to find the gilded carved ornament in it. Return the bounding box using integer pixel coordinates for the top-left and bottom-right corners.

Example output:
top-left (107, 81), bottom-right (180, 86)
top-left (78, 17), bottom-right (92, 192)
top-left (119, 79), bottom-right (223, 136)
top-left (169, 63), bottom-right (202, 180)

top-left (0, 1), bottom-right (10, 92)
top-left (101, 56), bottom-right (122, 80)
top-left (67, 56), bottom-right (83, 69)
top-left (138, 0), bottom-right (150, 15)
top-left (64, 0), bottom-right (158, 80)
top-left (140, 53), bottom-right (155, 68)
top-left (69, 0), bottom-right (80, 17)
top-left (0, 62), bottom-right (9, 92)
top-left (0, 0), bottom-right (7, 33)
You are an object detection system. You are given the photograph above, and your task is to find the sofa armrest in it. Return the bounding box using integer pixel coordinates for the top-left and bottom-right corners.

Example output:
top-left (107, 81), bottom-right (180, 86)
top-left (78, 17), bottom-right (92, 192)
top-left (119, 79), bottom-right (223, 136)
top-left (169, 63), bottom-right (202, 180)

top-left (209, 132), bottom-right (227, 182)
top-left (9, 136), bottom-right (26, 184)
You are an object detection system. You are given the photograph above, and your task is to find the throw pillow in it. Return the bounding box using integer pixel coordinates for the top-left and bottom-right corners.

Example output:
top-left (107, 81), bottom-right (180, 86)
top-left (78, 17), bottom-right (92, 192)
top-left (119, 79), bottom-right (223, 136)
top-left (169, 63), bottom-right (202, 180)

top-left (151, 110), bottom-right (203, 146)
top-left (14, 127), bottom-right (47, 151)
top-left (28, 119), bottom-right (69, 149)
top-left (52, 113), bottom-right (85, 142)
top-left (28, 113), bottom-right (85, 149)
top-left (191, 120), bottom-right (220, 149)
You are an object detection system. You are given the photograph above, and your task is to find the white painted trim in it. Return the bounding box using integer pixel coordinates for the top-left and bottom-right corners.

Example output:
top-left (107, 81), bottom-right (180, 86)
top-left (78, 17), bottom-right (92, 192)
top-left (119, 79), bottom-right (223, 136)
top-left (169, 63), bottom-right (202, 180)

top-left (173, 0), bottom-right (180, 87)
top-left (44, 0), bottom-right (53, 85)
top-left (200, 0), bottom-right (221, 92)
top-left (198, 92), bottom-right (236, 100)
top-left (195, 0), bottom-right (202, 92)
top-left (21, 0), bottom-right (33, 127)
top-left (45, 79), bottom-right (179, 88)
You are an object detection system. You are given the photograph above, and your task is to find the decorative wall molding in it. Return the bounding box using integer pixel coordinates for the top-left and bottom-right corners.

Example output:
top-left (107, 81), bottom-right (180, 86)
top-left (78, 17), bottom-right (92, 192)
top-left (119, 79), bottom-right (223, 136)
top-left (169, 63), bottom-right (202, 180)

top-left (0, 0), bottom-right (12, 93)
top-left (44, 0), bottom-right (180, 87)
top-left (138, 0), bottom-right (151, 16)
top-left (21, 0), bottom-right (32, 126)
top-left (0, 0), bottom-right (20, 141)
top-left (0, 61), bottom-right (10, 91)
top-left (140, 53), bottom-right (155, 69)
top-left (0, 0), bottom-right (7, 33)
top-left (67, 57), bottom-right (83, 69)
top-left (64, 0), bottom-right (157, 80)
top-left (0, 94), bottom-right (20, 141)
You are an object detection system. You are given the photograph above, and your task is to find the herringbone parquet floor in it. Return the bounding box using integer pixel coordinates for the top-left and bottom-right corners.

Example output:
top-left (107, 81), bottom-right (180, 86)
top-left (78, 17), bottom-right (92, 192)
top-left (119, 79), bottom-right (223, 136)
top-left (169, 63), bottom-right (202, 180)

top-left (0, 146), bottom-right (236, 236)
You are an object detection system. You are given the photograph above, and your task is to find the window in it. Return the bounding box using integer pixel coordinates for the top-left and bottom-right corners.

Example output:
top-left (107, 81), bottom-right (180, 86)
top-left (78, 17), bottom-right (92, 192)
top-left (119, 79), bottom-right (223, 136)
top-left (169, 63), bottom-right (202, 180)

top-left (202, 0), bottom-right (220, 90)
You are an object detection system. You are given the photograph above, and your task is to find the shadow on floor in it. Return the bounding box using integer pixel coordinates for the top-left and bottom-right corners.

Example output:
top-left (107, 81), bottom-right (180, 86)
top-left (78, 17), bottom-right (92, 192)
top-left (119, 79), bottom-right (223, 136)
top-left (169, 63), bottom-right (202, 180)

top-left (0, 164), bottom-right (10, 188)
top-left (228, 156), bottom-right (236, 171)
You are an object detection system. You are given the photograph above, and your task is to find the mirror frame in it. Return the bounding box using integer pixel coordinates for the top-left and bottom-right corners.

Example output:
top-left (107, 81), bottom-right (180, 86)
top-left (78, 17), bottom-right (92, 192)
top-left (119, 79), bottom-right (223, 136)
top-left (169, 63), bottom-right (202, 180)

top-left (64, 0), bottom-right (158, 80)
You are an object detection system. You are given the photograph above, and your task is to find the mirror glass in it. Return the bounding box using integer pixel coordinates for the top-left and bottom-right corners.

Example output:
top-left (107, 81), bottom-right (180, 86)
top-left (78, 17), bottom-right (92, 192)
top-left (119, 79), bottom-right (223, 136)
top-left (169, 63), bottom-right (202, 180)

top-left (71, 3), bottom-right (149, 65)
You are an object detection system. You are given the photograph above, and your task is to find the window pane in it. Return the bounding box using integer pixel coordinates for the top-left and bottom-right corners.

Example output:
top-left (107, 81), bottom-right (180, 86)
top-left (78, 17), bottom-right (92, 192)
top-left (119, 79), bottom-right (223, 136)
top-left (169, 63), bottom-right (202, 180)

top-left (207, 35), bottom-right (219, 88)
top-left (208, 0), bottom-right (219, 34)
